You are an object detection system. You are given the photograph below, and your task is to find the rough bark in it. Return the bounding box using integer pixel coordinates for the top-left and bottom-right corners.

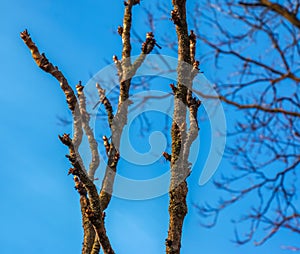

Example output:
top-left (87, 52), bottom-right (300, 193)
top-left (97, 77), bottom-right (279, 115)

top-left (20, 29), bottom-right (83, 150)
top-left (21, 31), bottom-right (114, 254)
top-left (76, 83), bottom-right (100, 180)
top-left (166, 1), bottom-right (192, 253)
top-left (98, 0), bottom-right (157, 212)
top-left (21, 1), bottom-right (193, 253)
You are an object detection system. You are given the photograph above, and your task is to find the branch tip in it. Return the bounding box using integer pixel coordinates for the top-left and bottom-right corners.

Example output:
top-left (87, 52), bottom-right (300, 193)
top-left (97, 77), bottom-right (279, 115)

top-left (142, 32), bottom-right (157, 54)
top-left (58, 133), bottom-right (72, 146)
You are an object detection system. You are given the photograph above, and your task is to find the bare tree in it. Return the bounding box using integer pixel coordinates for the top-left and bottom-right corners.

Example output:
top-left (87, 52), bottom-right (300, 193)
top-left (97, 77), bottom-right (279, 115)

top-left (191, 0), bottom-right (300, 248)
top-left (21, 1), bottom-right (201, 254)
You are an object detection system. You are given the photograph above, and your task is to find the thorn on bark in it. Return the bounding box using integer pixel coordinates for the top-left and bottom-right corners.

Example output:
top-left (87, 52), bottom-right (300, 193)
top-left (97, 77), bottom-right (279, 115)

top-left (103, 136), bottom-right (110, 155)
top-left (124, 0), bottom-right (140, 6)
top-left (76, 81), bottom-right (84, 96)
top-left (110, 151), bottom-right (120, 168)
top-left (163, 152), bottom-right (172, 161)
top-left (58, 133), bottom-right (72, 146)
top-left (191, 60), bottom-right (202, 78)
top-left (193, 61), bottom-right (200, 71)
top-left (38, 53), bottom-right (51, 71)
top-left (189, 30), bottom-right (196, 43)
top-left (170, 9), bottom-right (181, 26)
top-left (117, 26), bottom-right (123, 36)
top-left (66, 154), bottom-right (76, 163)
top-left (114, 151), bottom-right (120, 162)
top-left (74, 176), bottom-right (87, 195)
top-left (170, 83), bottom-right (178, 94)
top-left (102, 212), bottom-right (106, 221)
top-left (189, 30), bottom-right (197, 63)
top-left (112, 55), bottom-right (118, 62)
top-left (20, 29), bottom-right (30, 40)
top-left (165, 239), bottom-right (173, 247)
top-left (187, 96), bottom-right (201, 108)
top-left (113, 55), bottom-right (123, 80)
top-left (68, 167), bottom-right (78, 175)
top-left (85, 207), bottom-right (95, 219)
top-left (142, 32), bottom-right (157, 54)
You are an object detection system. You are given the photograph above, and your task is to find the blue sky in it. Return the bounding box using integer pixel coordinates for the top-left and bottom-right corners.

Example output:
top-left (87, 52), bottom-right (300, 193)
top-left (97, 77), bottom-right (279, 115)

top-left (1, 0), bottom-right (298, 253)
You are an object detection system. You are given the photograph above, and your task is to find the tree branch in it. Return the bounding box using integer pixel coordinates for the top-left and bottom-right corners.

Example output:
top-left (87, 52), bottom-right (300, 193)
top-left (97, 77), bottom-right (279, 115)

top-left (59, 134), bottom-right (115, 254)
top-left (195, 90), bottom-right (300, 118)
top-left (95, 83), bottom-right (114, 128)
top-left (20, 29), bottom-right (115, 253)
top-left (98, 0), bottom-right (145, 211)
top-left (239, 0), bottom-right (300, 29)
top-left (20, 29), bottom-right (83, 149)
top-left (76, 82), bottom-right (100, 180)
top-left (73, 176), bottom-right (96, 254)
top-left (166, 1), bottom-right (193, 253)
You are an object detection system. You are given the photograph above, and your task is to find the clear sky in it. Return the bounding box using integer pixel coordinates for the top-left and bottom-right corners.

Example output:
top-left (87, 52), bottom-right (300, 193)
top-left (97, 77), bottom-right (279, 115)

top-left (1, 0), bottom-right (298, 253)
